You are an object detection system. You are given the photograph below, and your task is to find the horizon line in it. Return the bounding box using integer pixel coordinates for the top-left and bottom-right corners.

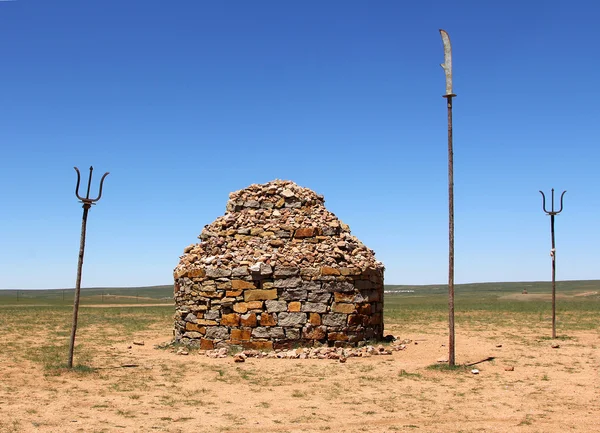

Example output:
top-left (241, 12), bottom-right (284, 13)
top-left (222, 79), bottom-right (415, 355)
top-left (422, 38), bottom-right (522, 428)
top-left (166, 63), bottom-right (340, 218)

top-left (2, 278), bottom-right (599, 291)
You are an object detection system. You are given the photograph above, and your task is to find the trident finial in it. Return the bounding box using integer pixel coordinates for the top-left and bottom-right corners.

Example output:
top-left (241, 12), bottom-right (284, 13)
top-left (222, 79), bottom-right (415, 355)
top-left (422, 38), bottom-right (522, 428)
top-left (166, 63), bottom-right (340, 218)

top-left (539, 189), bottom-right (566, 215)
top-left (74, 166), bottom-right (109, 207)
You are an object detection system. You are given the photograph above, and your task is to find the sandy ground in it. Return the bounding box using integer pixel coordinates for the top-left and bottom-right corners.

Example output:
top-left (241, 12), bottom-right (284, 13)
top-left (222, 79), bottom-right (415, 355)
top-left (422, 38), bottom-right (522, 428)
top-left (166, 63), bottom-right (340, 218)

top-left (0, 317), bottom-right (599, 433)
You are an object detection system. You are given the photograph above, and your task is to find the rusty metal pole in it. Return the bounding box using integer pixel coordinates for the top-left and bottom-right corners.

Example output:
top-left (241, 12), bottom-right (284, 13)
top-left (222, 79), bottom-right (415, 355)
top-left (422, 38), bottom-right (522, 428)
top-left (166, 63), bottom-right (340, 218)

top-left (539, 189), bottom-right (566, 339)
top-left (67, 166), bottom-right (109, 369)
top-left (440, 29), bottom-right (457, 366)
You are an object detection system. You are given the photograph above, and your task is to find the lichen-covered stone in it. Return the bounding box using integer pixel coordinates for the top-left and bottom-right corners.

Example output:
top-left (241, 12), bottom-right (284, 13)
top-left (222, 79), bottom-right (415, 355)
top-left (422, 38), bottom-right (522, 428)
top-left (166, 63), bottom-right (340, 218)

top-left (205, 326), bottom-right (229, 340)
top-left (205, 268), bottom-right (232, 279)
top-left (322, 313), bottom-right (347, 328)
top-left (301, 302), bottom-right (328, 313)
top-left (277, 312), bottom-right (307, 327)
top-left (265, 300), bottom-right (288, 313)
top-left (279, 288), bottom-right (308, 301)
top-left (308, 291), bottom-right (331, 303)
top-left (274, 277), bottom-right (302, 289)
top-left (252, 327), bottom-right (285, 339)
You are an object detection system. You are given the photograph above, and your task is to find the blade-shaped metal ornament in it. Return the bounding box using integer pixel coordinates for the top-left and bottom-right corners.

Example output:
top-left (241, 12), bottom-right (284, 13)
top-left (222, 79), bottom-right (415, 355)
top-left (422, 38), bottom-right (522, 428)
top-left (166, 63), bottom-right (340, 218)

top-left (439, 29), bottom-right (455, 96)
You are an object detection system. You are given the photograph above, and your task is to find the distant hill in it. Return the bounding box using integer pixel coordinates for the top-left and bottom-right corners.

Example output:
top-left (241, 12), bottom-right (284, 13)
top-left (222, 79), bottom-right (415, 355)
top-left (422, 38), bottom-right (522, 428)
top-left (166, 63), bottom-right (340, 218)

top-left (384, 280), bottom-right (600, 297)
top-left (1, 280), bottom-right (598, 306)
top-left (0, 285), bottom-right (174, 306)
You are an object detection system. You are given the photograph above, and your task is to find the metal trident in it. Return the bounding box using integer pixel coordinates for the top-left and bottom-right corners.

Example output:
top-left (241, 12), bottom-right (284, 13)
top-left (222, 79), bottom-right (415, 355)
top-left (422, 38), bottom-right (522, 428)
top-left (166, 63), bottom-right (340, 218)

top-left (68, 166), bottom-right (109, 368)
top-left (539, 188), bottom-right (566, 339)
top-left (74, 166), bottom-right (109, 207)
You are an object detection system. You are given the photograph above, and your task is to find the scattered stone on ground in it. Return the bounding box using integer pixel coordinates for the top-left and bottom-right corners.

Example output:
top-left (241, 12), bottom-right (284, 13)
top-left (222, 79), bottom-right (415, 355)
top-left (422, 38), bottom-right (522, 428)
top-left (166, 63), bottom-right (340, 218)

top-left (133, 340), bottom-right (145, 346)
top-left (504, 366), bottom-right (515, 371)
top-left (197, 343), bottom-right (400, 360)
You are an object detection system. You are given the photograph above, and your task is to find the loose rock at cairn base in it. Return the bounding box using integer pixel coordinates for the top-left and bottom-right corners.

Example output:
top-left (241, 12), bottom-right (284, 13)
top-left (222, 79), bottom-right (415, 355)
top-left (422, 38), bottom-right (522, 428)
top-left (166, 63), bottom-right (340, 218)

top-left (173, 180), bottom-right (385, 351)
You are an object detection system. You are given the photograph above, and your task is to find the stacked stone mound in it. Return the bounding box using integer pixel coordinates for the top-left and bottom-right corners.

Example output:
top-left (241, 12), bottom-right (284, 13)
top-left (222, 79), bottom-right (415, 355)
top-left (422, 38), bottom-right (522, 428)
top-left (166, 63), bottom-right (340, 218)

top-left (173, 180), bottom-right (384, 351)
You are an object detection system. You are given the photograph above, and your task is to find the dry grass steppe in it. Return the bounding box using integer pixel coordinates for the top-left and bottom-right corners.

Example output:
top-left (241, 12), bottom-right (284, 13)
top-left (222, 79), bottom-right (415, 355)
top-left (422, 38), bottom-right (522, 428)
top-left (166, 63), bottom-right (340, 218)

top-left (0, 282), bottom-right (598, 433)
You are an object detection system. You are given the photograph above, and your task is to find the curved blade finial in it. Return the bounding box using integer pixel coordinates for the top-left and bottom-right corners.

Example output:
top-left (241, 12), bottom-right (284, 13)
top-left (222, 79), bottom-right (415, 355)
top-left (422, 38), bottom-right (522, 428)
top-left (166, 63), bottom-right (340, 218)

top-left (439, 29), bottom-right (454, 96)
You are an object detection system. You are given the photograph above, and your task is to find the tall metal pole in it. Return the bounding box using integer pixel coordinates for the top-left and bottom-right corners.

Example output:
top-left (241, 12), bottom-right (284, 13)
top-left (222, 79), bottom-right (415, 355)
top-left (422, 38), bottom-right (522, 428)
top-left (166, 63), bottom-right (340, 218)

top-left (539, 189), bottom-right (566, 339)
top-left (67, 166), bottom-right (109, 368)
top-left (440, 29), bottom-right (457, 366)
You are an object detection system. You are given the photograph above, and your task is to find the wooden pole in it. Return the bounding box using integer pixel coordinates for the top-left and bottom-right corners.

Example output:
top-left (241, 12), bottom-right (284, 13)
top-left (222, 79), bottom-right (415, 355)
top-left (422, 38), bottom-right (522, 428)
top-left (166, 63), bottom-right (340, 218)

top-left (446, 94), bottom-right (455, 366)
top-left (67, 203), bottom-right (90, 368)
top-left (551, 214), bottom-right (556, 339)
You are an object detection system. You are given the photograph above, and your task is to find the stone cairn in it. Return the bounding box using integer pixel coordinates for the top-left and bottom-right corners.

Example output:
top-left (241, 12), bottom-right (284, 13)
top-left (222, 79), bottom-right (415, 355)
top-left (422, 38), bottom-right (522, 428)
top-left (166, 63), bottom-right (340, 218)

top-left (173, 180), bottom-right (384, 351)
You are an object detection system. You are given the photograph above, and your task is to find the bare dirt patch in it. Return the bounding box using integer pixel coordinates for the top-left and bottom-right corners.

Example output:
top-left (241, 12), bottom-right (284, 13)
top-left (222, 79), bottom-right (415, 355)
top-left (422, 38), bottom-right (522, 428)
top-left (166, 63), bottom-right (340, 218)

top-left (81, 304), bottom-right (172, 308)
top-left (499, 292), bottom-right (586, 301)
top-left (0, 310), bottom-right (598, 432)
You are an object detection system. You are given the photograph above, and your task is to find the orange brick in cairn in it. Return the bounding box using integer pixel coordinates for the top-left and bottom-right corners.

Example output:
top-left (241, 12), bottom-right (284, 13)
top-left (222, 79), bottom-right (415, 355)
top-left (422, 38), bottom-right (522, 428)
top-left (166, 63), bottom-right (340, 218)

top-left (334, 292), bottom-right (357, 302)
top-left (221, 313), bottom-right (240, 326)
top-left (244, 289), bottom-right (277, 301)
top-left (200, 338), bottom-right (214, 350)
top-left (294, 227), bottom-right (317, 238)
top-left (348, 314), bottom-right (369, 326)
top-left (260, 313), bottom-right (277, 326)
top-left (320, 266), bottom-right (340, 276)
top-left (187, 268), bottom-right (206, 278)
top-left (332, 303), bottom-right (356, 314)
top-left (240, 312), bottom-right (257, 327)
top-left (231, 279), bottom-right (256, 290)
top-left (185, 323), bottom-right (206, 333)
top-left (309, 313), bottom-right (321, 326)
top-left (245, 301), bottom-right (263, 310)
top-left (230, 329), bottom-right (251, 342)
top-left (288, 302), bottom-right (301, 312)
top-left (303, 325), bottom-right (326, 340)
top-left (327, 332), bottom-right (349, 341)
top-left (356, 304), bottom-right (372, 315)
top-left (242, 341), bottom-right (274, 351)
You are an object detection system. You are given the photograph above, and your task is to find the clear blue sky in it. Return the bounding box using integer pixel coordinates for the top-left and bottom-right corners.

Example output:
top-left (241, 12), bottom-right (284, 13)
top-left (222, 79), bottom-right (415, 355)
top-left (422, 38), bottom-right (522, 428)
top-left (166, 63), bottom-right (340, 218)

top-left (1, 1), bottom-right (598, 289)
